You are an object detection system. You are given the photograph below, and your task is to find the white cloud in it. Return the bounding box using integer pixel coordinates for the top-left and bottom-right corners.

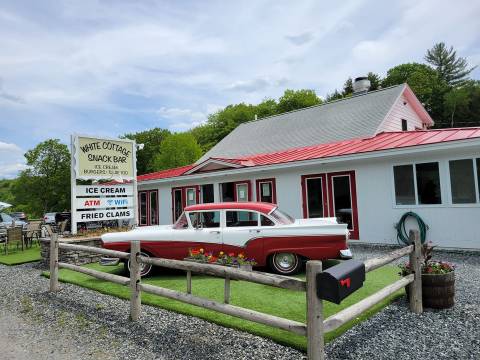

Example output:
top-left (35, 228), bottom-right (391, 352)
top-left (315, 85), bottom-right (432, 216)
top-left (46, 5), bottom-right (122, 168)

top-left (0, 141), bottom-right (27, 179)
top-left (0, 0), bottom-right (478, 167)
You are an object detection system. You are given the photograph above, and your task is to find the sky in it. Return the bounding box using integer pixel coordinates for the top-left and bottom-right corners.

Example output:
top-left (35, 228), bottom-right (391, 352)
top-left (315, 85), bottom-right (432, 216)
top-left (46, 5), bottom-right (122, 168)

top-left (0, 0), bottom-right (479, 178)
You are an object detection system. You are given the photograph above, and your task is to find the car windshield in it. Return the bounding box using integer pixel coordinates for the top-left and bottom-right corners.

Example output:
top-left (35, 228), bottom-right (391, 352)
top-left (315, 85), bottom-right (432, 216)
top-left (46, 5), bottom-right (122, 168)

top-left (269, 208), bottom-right (295, 225)
top-left (1, 213), bottom-right (13, 222)
top-left (173, 213), bottom-right (189, 229)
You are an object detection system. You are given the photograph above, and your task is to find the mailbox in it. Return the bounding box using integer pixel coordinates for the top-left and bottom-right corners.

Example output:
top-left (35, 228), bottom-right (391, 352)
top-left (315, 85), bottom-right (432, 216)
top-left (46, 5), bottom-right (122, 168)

top-left (316, 260), bottom-right (365, 304)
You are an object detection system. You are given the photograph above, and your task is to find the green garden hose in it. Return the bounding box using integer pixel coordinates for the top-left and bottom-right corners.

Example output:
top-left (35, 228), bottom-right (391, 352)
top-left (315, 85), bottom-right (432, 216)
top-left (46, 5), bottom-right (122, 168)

top-left (395, 212), bottom-right (428, 245)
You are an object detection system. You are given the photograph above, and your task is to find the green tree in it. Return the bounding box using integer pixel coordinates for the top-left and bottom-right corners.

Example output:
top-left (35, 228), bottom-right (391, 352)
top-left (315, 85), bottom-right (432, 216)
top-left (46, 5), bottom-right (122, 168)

top-left (382, 63), bottom-right (447, 117)
top-left (443, 80), bottom-right (480, 128)
top-left (276, 89), bottom-right (322, 113)
top-left (153, 133), bottom-right (202, 170)
top-left (12, 139), bottom-right (70, 217)
top-left (425, 42), bottom-right (476, 87)
top-left (123, 128), bottom-right (171, 174)
top-left (366, 72), bottom-right (382, 91)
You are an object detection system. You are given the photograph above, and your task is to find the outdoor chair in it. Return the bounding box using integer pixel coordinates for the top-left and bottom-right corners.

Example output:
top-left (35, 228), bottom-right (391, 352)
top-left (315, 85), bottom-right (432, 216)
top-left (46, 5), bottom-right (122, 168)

top-left (24, 221), bottom-right (42, 248)
top-left (41, 224), bottom-right (55, 238)
top-left (5, 227), bottom-right (24, 255)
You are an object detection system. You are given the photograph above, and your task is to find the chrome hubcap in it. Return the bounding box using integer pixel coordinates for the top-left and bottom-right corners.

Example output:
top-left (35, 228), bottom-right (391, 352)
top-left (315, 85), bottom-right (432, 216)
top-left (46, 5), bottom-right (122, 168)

top-left (128, 252), bottom-right (152, 276)
top-left (274, 253), bottom-right (296, 271)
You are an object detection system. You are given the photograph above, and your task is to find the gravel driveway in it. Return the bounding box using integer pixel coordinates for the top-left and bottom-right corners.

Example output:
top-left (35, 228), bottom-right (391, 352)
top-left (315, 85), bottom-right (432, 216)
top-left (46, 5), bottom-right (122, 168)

top-left (0, 247), bottom-right (479, 359)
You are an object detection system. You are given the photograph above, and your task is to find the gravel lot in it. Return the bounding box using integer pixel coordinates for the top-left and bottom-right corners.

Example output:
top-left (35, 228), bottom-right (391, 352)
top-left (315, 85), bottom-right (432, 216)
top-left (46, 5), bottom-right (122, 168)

top-left (0, 247), bottom-right (479, 359)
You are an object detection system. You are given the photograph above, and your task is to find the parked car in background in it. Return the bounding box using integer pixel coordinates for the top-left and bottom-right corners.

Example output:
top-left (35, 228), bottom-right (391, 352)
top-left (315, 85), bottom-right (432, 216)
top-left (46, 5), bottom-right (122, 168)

top-left (102, 202), bottom-right (351, 276)
top-left (43, 212), bottom-right (57, 225)
top-left (0, 212), bottom-right (27, 228)
top-left (10, 212), bottom-right (27, 222)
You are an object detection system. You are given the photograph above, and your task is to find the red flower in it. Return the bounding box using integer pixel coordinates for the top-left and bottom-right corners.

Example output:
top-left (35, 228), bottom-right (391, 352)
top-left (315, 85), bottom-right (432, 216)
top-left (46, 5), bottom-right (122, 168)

top-left (208, 256), bottom-right (218, 263)
top-left (228, 252), bottom-right (235, 257)
top-left (190, 249), bottom-right (200, 256)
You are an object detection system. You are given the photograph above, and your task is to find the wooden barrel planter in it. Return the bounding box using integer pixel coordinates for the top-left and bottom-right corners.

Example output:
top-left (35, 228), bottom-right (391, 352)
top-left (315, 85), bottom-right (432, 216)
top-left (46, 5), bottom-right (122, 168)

top-left (422, 272), bottom-right (455, 309)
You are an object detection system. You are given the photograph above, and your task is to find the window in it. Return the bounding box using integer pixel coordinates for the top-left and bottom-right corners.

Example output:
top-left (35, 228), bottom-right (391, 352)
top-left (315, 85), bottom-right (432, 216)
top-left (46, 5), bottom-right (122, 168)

top-left (236, 183), bottom-right (248, 202)
top-left (306, 177), bottom-right (324, 217)
top-left (332, 175), bottom-right (353, 230)
top-left (270, 209), bottom-right (295, 225)
top-left (449, 159), bottom-right (476, 203)
top-left (477, 158), bottom-right (480, 198)
top-left (221, 181), bottom-right (251, 202)
top-left (401, 119), bottom-right (408, 131)
top-left (149, 191), bottom-right (158, 225)
top-left (186, 188), bottom-right (196, 206)
top-left (201, 184), bottom-right (214, 203)
top-left (256, 179), bottom-right (276, 203)
top-left (226, 211), bottom-right (258, 227)
top-left (139, 192), bottom-right (148, 225)
top-left (260, 215), bottom-right (275, 226)
top-left (173, 213), bottom-right (188, 229)
top-left (416, 162), bottom-right (441, 204)
top-left (394, 165), bottom-right (416, 205)
top-left (189, 211), bottom-right (220, 228)
top-left (173, 188), bottom-right (183, 221)
top-left (393, 162), bottom-right (442, 205)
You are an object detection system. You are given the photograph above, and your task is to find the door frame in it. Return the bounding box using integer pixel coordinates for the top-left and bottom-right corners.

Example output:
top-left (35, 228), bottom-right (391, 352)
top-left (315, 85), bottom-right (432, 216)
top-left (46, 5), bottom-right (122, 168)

top-left (301, 171), bottom-right (359, 240)
top-left (171, 185), bottom-right (200, 222)
top-left (232, 180), bottom-right (252, 202)
top-left (138, 189), bottom-right (159, 226)
top-left (301, 174), bottom-right (329, 219)
top-left (256, 178), bottom-right (277, 203)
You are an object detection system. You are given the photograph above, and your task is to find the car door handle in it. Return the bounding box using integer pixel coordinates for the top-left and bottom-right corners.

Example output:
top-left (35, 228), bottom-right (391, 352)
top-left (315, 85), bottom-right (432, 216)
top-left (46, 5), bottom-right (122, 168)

top-left (249, 229), bottom-right (261, 233)
top-left (209, 230), bottom-right (220, 234)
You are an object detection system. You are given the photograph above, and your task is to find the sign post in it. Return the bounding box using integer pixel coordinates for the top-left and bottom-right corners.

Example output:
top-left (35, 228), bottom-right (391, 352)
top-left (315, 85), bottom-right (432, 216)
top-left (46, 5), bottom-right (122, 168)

top-left (71, 134), bottom-right (137, 235)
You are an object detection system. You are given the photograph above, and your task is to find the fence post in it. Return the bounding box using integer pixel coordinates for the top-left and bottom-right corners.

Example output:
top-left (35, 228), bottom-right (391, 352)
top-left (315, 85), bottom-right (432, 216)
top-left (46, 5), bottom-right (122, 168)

top-left (130, 240), bottom-right (141, 321)
top-left (49, 233), bottom-right (59, 292)
top-left (409, 230), bottom-right (423, 314)
top-left (306, 260), bottom-right (324, 360)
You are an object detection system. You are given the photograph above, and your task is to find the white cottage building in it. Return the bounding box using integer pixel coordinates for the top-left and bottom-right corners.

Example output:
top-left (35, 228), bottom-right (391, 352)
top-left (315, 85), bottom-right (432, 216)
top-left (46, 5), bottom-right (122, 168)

top-left (137, 82), bottom-right (480, 249)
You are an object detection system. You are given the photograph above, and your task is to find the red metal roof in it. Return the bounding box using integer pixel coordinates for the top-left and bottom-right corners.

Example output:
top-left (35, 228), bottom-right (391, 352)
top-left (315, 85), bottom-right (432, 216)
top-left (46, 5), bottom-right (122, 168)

top-left (185, 202), bottom-right (276, 214)
top-left (137, 164), bottom-right (195, 182)
top-left (138, 128), bottom-right (480, 182)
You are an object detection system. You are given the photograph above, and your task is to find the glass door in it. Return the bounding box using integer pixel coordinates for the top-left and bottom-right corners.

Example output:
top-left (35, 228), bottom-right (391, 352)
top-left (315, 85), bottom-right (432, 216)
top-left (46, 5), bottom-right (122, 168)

top-left (302, 174), bottom-right (328, 218)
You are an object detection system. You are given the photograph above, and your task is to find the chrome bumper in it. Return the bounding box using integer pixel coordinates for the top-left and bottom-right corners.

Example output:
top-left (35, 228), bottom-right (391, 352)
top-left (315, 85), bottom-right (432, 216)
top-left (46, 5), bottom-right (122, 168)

top-left (339, 248), bottom-right (353, 259)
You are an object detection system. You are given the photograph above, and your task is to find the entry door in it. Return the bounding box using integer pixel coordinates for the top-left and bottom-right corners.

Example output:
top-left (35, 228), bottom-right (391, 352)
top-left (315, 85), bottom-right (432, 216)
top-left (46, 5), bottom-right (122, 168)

top-left (301, 174), bottom-right (328, 218)
top-left (172, 186), bottom-right (200, 222)
top-left (138, 190), bottom-right (158, 226)
top-left (302, 171), bottom-right (359, 239)
top-left (327, 171), bottom-right (359, 240)
top-left (234, 181), bottom-right (250, 202)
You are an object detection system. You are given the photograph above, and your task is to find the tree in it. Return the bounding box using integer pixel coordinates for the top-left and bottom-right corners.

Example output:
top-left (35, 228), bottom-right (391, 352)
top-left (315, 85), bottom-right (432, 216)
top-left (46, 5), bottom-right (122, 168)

top-left (382, 63), bottom-right (447, 117)
top-left (425, 42), bottom-right (476, 87)
top-left (12, 139), bottom-right (70, 217)
top-left (123, 128), bottom-right (171, 174)
top-left (276, 89), bottom-right (322, 113)
top-left (153, 133), bottom-right (202, 170)
top-left (443, 80), bottom-right (480, 128)
top-left (366, 72), bottom-right (382, 91)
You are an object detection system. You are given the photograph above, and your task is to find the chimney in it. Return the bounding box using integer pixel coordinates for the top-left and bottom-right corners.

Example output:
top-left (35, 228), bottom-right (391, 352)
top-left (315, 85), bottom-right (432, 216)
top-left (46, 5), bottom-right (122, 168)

top-left (352, 77), bottom-right (371, 95)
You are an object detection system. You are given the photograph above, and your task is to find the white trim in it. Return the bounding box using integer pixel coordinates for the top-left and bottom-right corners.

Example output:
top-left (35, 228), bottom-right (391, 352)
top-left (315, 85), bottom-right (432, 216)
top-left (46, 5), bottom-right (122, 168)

top-left (183, 158), bottom-right (243, 175)
top-left (138, 137), bottom-right (480, 186)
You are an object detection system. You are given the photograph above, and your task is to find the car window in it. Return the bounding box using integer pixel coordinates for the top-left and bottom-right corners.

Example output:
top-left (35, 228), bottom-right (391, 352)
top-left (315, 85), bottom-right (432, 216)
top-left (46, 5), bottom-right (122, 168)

top-left (260, 215), bottom-right (275, 226)
top-left (226, 211), bottom-right (258, 227)
top-left (270, 208), bottom-right (295, 225)
top-left (189, 211), bottom-right (221, 228)
top-left (173, 213), bottom-right (189, 229)
top-left (1, 213), bottom-right (12, 222)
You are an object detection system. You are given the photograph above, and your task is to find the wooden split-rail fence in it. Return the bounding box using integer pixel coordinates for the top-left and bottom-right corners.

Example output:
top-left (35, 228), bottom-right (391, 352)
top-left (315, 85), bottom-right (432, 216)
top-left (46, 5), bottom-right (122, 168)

top-left (49, 231), bottom-right (423, 360)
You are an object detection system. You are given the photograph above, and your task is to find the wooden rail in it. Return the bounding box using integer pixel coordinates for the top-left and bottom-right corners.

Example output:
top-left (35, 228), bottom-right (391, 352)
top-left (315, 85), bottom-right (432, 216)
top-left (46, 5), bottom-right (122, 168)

top-left (48, 230), bottom-right (423, 360)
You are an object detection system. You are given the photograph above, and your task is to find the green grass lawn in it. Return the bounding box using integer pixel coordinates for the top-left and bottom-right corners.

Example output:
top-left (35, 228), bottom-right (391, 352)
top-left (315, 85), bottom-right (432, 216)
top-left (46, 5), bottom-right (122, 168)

top-left (0, 246), bottom-right (42, 265)
top-left (48, 262), bottom-right (404, 351)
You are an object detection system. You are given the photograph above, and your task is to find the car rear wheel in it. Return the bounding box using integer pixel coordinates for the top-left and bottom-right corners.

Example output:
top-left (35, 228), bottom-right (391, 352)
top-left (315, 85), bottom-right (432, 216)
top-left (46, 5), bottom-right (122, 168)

top-left (269, 252), bottom-right (302, 275)
top-left (125, 251), bottom-right (153, 277)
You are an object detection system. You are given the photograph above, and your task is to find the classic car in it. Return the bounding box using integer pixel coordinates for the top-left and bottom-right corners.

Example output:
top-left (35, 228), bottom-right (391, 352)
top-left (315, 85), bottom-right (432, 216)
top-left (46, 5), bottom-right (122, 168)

top-left (101, 202), bottom-right (352, 276)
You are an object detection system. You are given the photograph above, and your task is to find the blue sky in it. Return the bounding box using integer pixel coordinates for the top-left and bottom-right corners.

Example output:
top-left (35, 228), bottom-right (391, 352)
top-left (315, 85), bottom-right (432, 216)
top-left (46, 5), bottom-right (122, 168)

top-left (1, 0), bottom-right (479, 178)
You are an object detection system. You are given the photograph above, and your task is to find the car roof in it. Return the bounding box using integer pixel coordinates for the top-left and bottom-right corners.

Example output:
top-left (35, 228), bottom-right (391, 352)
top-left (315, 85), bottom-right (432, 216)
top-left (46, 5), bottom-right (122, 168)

top-left (184, 202), bottom-right (277, 214)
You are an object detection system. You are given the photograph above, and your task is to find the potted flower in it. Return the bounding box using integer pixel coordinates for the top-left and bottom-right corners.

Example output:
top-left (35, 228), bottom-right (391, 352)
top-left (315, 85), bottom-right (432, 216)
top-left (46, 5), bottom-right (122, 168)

top-left (185, 249), bottom-right (257, 271)
top-left (399, 242), bottom-right (455, 309)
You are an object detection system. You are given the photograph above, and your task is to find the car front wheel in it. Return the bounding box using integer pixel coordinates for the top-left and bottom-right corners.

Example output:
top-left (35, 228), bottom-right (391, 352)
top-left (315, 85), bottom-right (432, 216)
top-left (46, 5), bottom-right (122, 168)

top-left (269, 252), bottom-right (302, 275)
top-left (125, 251), bottom-right (153, 277)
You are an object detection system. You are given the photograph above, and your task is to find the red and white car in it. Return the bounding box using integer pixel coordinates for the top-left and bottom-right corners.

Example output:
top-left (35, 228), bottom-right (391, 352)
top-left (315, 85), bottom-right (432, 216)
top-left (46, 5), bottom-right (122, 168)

top-left (101, 202), bottom-right (352, 276)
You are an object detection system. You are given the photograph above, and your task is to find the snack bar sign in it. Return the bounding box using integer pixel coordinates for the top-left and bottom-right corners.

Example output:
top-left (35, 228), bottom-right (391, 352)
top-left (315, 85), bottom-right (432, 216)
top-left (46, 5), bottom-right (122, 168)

top-left (74, 136), bottom-right (135, 180)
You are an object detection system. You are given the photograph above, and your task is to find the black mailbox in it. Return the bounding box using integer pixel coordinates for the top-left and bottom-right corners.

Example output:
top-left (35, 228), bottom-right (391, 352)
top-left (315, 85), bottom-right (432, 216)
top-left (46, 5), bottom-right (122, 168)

top-left (317, 260), bottom-right (365, 304)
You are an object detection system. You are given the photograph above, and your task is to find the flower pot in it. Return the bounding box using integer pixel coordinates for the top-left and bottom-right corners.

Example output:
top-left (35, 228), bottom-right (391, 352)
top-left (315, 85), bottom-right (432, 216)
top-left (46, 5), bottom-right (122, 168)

top-left (239, 264), bottom-right (253, 271)
top-left (421, 271), bottom-right (455, 309)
